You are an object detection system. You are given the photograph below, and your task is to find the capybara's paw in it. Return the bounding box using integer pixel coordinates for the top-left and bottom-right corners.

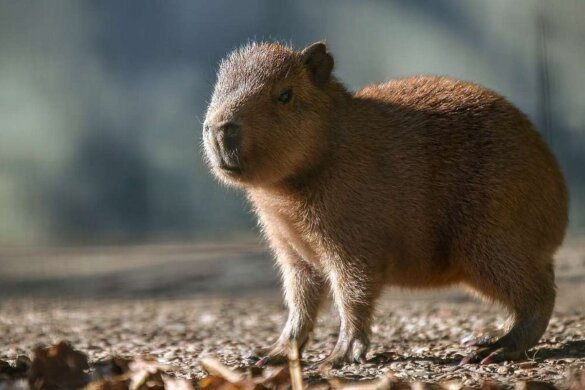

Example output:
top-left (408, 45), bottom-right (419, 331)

top-left (460, 333), bottom-right (501, 347)
top-left (255, 345), bottom-right (289, 367)
top-left (315, 335), bottom-right (369, 371)
top-left (459, 345), bottom-right (525, 365)
top-left (315, 353), bottom-right (346, 371)
top-left (348, 336), bottom-right (369, 364)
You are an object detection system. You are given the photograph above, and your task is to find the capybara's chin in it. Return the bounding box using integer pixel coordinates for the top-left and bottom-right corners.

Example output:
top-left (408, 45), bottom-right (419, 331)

top-left (202, 41), bottom-right (568, 367)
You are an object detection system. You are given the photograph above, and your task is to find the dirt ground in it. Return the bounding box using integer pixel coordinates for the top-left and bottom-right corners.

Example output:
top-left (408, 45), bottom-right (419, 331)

top-left (0, 237), bottom-right (584, 387)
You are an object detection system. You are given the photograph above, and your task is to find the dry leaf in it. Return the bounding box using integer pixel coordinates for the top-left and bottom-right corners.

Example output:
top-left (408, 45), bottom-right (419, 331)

top-left (479, 381), bottom-right (505, 390)
top-left (30, 341), bottom-right (89, 389)
top-left (566, 369), bottom-right (585, 390)
top-left (129, 369), bottom-right (165, 390)
top-left (0, 356), bottom-right (31, 379)
top-left (85, 376), bottom-right (131, 390)
top-left (514, 381), bottom-right (558, 389)
top-left (162, 377), bottom-right (196, 390)
top-left (92, 356), bottom-right (133, 380)
top-left (329, 372), bottom-right (408, 390)
top-left (256, 366), bottom-right (290, 389)
top-left (200, 358), bottom-right (244, 384)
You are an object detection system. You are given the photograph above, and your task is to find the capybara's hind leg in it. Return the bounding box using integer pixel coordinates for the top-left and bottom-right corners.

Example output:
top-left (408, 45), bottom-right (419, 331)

top-left (462, 260), bottom-right (555, 364)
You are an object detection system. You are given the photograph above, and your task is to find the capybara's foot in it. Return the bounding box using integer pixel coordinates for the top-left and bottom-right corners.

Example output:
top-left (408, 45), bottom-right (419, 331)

top-left (461, 332), bottom-right (502, 347)
top-left (255, 345), bottom-right (289, 367)
top-left (460, 344), bottom-right (526, 365)
top-left (315, 333), bottom-right (369, 370)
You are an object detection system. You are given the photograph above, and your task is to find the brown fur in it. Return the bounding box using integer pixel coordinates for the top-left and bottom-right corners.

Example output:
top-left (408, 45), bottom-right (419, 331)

top-left (202, 42), bottom-right (568, 366)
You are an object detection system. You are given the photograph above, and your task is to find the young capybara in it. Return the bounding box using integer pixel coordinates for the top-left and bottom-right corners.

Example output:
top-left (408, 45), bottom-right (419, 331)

top-left (201, 41), bottom-right (568, 367)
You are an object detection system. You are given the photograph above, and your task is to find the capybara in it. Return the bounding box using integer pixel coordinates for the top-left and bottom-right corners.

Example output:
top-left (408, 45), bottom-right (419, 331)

top-left (201, 41), bottom-right (568, 367)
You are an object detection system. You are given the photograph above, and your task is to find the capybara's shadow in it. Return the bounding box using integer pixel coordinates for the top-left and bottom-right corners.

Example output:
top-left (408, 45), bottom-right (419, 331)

top-left (368, 352), bottom-right (461, 366)
top-left (532, 340), bottom-right (585, 360)
top-left (368, 339), bottom-right (585, 366)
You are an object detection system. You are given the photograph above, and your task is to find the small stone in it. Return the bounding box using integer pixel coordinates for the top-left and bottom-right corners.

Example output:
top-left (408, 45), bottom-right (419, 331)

top-left (518, 361), bottom-right (537, 369)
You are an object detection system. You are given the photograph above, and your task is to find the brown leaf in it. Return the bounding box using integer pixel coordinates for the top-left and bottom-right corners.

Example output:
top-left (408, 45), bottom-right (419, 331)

top-left (86, 376), bottom-right (131, 390)
top-left (92, 356), bottom-right (133, 380)
top-left (200, 358), bottom-right (244, 384)
top-left (480, 381), bottom-right (505, 390)
top-left (410, 383), bottom-right (436, 390)
top-left (199, 358), bottom-right (284, 390)
top-left (566, 370), bottom-right (585, 390)
top-left (129, 357), bottom-right (172, 375)
top-left (87, 356), bottom-right (172, 390)
top-left (514, 381), bottom-right (558, 390)
top-left (255, 366), bottom-right (290, 389)
top-left (198, 375), bottom-right (243, 390)
top-left (162, 376), bottom-right (196, 390)
top-left (129, 369), bottom-right (165, 390)
top-left (0, 356), bottom-right (31, 379)
top-left (30, 341), bottom-right (89, 389)
top-left (329, 372), bottom-right (409, 390)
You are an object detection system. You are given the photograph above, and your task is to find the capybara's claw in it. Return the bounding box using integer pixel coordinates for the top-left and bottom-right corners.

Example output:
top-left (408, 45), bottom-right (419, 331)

top-left (315, 352), bottom-right (367, 371)
top-left (315, 355), bottom-right (345, 371)
top-left (255, 345), bottom-right (289, 367)
top-left (461, 333), bottom-right (501, 347)
top-left (314, 336), bottom-right (369, 371)
top-left (256, 354), bottom-right (288, 367)
top-left (460, 346), bottom-right (524, 365)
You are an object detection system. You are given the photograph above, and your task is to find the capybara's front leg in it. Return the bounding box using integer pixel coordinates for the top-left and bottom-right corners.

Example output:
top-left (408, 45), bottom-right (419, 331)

top-left (318, 258), bottom-right (382, 369)
top-left (257, 257), bottom-right (325, 366)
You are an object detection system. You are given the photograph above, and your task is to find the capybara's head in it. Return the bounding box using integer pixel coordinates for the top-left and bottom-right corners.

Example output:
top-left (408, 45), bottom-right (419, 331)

top-left (203, 42), bottom-right (339, 187)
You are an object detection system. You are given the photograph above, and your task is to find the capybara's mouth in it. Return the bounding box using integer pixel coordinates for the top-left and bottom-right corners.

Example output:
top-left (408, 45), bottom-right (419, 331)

top-left (219, 164), bottom-right (242, 175)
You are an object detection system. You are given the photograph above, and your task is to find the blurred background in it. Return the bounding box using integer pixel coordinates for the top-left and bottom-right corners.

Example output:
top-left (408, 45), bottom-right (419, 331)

top-left (0, 0), bottom-right (584, 299)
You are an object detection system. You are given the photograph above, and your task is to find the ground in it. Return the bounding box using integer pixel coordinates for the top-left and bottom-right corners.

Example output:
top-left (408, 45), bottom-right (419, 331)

top-left (0, 237), bottom-right (584, 387)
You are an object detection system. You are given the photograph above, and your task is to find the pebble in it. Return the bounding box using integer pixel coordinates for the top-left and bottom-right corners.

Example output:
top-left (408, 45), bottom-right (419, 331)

top-left (518, 361), bottom-right (537, 369)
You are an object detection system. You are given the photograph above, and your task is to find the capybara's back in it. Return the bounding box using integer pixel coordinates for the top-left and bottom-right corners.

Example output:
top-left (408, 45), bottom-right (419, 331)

top-left (203, 43), bottom-right (569, 366)
top-left (355, 76), bottom-right (568, 268)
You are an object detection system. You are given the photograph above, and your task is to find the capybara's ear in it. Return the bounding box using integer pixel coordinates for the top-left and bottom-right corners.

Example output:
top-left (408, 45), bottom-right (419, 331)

top-left (301, 42), bottom-right (334, 86)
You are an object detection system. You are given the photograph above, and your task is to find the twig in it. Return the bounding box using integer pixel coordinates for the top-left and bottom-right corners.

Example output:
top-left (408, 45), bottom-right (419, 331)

top-left (200, 357), bottom-right (243, 384)
top-left (288, 340), bottom-right (304, 390)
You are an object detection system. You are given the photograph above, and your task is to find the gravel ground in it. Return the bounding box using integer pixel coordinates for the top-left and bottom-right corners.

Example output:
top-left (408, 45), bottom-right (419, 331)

top-left (0, 237), bottom-right (584, 387)
top-left (0, 298), bottom-right (583, 387)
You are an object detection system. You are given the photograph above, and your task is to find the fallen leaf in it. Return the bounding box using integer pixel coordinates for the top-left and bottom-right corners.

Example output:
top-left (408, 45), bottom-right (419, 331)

top-left (329, 372), bottom-right (408, 390)
top-left (162, 376), bottom-right (196, 390)
top-left (515, 381), bottom-right (557, 390)
top-left (200, 358), bottom-right (244, 385)
top-left (30, 341), bottom-right (89, 389)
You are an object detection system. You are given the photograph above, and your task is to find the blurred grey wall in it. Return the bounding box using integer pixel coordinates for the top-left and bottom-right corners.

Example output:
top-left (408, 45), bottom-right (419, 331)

top-left (1, 0), bottom-right (584, 245)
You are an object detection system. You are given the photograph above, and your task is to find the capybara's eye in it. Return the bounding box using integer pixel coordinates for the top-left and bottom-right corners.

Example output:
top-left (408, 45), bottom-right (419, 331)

top-left (278, 88), bottom-right (293, 104)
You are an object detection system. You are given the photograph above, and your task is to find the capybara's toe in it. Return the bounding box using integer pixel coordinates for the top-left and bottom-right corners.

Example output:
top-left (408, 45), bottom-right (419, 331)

top-left (460, 345), bottom-right (526, 365)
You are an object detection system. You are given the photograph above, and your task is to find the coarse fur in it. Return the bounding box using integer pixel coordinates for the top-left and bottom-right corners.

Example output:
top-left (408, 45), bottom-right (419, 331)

top-left (202, 41), bottom-right (569, 366)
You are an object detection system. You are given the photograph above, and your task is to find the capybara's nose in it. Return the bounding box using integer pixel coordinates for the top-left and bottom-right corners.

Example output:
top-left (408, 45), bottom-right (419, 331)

top-left (215, 121), bottom-right (241, 154)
